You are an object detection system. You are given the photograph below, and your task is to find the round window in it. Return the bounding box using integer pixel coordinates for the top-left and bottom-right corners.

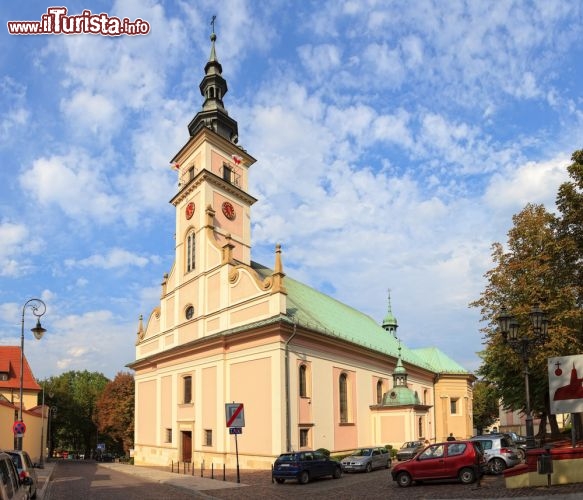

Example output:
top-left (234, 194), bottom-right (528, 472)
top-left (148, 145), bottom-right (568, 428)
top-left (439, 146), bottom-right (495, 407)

top-left (185, 306), bottom-right (194, 320)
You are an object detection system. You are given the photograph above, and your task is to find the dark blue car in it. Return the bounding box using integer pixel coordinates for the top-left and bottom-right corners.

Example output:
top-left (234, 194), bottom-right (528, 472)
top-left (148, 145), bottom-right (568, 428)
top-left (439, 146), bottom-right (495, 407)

top-left (272, 450), bottom-right (342, 484)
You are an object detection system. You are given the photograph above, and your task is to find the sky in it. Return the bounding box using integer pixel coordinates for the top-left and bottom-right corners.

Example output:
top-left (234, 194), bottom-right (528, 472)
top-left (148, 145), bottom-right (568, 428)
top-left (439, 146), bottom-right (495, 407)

top-left (1, 0), bottom-right (582, 381)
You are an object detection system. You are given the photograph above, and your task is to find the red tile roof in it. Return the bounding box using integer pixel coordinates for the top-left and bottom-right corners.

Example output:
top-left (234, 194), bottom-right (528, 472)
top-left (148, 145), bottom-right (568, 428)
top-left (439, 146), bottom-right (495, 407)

top-left (0, 346), bottom-right (41, 391)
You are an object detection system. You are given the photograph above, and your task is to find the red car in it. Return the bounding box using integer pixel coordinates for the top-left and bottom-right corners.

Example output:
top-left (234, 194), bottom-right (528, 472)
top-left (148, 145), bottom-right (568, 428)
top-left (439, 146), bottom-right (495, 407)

top-left (391, 440), bottom-right (486, 487)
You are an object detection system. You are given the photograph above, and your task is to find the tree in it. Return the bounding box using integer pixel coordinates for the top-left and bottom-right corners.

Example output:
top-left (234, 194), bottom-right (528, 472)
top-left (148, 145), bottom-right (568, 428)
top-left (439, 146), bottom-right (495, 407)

top-left (555, 148), bottom-right (583, 439)
top-left (472, 381), bottom-right (500, 435)
top-left (470, 203), bottom-right (580, 437)
top-left (94, 372), bottom-right (134, 455)
top-left (41, 371), bottom-right (109, 456)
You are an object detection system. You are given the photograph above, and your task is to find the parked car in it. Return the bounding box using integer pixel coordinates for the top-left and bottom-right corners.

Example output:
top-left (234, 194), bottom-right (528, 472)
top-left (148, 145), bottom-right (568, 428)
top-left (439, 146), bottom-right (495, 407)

top-left (391, 440), bottom-right (487, 487)
top-left (396, 440), bottom-right (425, 461)
top-left (505, 432), bottom-right (527, 460)
top-left (470, 434), bottom-right (521, 474)
top-left (0, 451), bottom-right (32, 500)
top-left (7, 450), bottom-right (38, 499)
top-left (272, 450), bottom-right (342, 484)
top-left (340, 447), bottom-right (391, 472)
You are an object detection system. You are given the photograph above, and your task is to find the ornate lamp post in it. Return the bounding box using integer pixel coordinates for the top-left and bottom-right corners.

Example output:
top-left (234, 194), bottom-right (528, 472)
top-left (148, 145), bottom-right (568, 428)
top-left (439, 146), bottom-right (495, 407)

top-left (18, 299), bottom-right (47, 451)
top-left (497, 304), bottom-right (548, 449)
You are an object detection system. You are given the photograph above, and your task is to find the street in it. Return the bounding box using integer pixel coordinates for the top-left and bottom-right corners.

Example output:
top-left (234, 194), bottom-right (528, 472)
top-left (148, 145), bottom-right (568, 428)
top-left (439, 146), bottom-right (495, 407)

top-left (42, 460), bottom-right (583, 499)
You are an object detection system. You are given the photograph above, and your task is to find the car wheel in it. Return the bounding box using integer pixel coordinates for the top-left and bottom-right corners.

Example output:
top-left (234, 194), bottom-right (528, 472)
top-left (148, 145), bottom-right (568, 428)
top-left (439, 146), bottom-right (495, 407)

top-left (489, 458), bottom-right (506, 475)
top-left (459, 467), bottom-right (476, 484)
top-left (516, 448), bottom-right (526, 461)
top-left (333, 466), bottom-right (342, 479)
top-left (397, 471), bottom-right (412, 487)
top-left (275, 478), bottom-right (285, 484)
top-left (365, 462), bottom-right (372, 473)
top-left (298, 470), bottom-right (310, 484)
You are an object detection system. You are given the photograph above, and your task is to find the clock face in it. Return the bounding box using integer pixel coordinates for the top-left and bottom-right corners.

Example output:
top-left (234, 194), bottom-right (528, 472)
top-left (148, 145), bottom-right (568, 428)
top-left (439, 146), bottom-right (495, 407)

top-left (185, 202), bottom-right (195, 220)
top-left (222, 201), bottom-right (236, 220)
top-left (185, 306), bottom-right (194, 320)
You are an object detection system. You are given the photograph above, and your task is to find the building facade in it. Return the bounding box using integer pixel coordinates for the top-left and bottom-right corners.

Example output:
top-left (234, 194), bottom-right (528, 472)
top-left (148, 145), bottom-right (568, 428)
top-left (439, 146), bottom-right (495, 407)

top-left (130, 31), bottom-right (475, 469)
top-left (0, 346), bottom-right (46, 462)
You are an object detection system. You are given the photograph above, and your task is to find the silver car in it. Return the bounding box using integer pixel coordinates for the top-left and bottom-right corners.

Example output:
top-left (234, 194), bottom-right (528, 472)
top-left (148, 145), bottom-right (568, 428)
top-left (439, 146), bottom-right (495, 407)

top-left (396, 441), bottom-right (425, 461)
top-left (7, 450), bottom-right (39, 499)
top-left (340, 447), bottom-right (391, 472)
top-left (470, 434), bottom-right (521, 474)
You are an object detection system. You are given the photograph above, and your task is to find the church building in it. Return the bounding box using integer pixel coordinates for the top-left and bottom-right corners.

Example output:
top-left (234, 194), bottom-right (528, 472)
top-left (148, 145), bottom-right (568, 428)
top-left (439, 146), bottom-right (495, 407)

top-left (129, 30), bottom-right (475, 469)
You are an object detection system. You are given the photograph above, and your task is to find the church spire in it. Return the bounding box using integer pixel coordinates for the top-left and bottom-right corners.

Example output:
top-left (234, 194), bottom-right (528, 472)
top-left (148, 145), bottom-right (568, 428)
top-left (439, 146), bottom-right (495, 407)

top-left (392, 340), bottom-right (408, 387)
top-left (381, 289), bottom-right (398, 337)
top-left (187, 17), bottom-right (239, 143)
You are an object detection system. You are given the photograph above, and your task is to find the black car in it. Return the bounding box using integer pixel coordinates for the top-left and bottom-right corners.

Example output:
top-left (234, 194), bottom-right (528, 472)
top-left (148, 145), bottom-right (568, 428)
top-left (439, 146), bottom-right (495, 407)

top-left (272, 450), bottom-right (342, 484)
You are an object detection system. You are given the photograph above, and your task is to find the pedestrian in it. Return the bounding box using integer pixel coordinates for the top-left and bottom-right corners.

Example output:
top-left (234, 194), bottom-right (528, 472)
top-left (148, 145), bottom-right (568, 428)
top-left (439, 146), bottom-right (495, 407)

top-left (447, 433), bottom-right (455, 441)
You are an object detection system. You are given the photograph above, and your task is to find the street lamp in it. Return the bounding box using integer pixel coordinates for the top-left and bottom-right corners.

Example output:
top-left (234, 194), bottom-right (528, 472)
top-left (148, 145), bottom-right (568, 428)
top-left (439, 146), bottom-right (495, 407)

top-left (18, 299), bottom-right (47, 451)
top-left (497, 304), bottom-right (548, 450)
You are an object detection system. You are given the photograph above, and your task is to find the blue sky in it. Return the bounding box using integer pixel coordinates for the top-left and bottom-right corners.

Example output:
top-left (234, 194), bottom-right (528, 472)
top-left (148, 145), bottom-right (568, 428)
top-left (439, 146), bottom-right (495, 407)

top-left (1, 0), bottom-right (582, 380)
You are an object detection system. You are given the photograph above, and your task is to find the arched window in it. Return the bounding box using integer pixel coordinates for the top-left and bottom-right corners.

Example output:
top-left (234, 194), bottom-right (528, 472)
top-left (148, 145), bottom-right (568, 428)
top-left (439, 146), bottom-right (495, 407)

top-left (339, 373), bottom-right (348, 423)
top-left (186, 231), bottom-right (195, 272)
top-left (376, 380), bottom-right (383, 404)
top-left (299, 364), bottom-right (307, 397)
top-left (418, 417), bottom-right (423, 438)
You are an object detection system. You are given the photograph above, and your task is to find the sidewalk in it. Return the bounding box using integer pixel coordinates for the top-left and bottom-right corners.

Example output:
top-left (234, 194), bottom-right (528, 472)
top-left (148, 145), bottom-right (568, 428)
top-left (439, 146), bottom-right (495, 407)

top-left (36, 460), bottom-right (244, 499)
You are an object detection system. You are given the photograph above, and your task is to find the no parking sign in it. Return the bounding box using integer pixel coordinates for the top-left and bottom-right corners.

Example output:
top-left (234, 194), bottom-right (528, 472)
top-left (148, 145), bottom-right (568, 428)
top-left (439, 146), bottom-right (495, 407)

top-left (12, 420), bottom-right (26, 436)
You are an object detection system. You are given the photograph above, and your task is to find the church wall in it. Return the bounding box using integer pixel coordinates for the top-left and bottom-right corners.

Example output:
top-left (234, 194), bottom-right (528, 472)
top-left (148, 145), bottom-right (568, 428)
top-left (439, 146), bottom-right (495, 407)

top-left (434, 376), bottom-right (473, 441)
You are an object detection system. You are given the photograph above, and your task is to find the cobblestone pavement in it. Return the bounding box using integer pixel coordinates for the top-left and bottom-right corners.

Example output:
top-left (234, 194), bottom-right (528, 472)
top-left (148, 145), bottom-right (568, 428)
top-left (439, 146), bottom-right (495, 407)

top-left (158, 466), bottom-right (583, 499)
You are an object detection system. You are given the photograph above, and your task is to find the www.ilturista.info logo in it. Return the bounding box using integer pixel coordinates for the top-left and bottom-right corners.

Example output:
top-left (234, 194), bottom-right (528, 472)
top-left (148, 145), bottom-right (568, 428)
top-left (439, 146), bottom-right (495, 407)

top-left (7, 7), bottom-right (150, 36)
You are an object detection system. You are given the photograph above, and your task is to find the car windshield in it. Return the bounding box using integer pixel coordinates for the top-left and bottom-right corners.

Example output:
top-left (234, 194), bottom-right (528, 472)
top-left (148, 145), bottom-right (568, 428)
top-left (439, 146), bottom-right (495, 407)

top-left (353, 449), bottom-right (371, 456)
top-left (277, 454), bottom-right (296, 462)
top-left (8, 454), bottom-right (22, 469)
top-left (402, 442), bottom-right (418, 448)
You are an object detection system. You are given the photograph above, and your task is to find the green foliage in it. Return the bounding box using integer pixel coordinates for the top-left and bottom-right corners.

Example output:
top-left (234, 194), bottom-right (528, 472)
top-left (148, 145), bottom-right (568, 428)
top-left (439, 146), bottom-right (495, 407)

top-left (42, 370), bottom-right (110, 456)
top-left (472, 381), bottom-right (500, 433)
top-left (315, 448), bottom-right (330, 457)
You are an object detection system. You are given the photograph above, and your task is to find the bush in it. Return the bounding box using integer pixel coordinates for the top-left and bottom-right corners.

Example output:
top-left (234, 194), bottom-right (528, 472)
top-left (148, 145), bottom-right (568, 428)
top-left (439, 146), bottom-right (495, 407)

top-left (315, 448), bottom-right (330, 457)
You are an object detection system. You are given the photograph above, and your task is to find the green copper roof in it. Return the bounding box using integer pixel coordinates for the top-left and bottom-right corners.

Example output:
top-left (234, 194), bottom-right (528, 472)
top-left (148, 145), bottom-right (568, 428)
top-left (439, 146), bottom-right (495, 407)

top-left (252, 262), bottom-right (470, 376)
top-left (382, 386), bottom-right (421, 406)
top-left (412, 347), bottom-right (469, 374)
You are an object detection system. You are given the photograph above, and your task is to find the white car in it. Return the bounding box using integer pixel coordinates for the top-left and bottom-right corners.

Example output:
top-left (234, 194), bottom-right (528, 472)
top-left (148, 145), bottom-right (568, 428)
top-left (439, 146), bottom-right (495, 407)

top-left (340, 447), bottom-right (391, 473)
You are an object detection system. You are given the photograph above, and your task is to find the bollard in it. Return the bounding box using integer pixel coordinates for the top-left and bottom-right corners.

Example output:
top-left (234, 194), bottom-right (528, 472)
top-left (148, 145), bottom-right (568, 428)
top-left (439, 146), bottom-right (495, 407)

top-left (223, 463), bottom-right (226, 481)
top-left (211, 463), bottom-right (214, 479)
top-left (201, 459), bottom-right (205, 477)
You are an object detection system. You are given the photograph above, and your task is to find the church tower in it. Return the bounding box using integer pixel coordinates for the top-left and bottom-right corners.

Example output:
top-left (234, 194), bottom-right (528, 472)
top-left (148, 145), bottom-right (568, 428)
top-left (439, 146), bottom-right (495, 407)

top-left (169, 29), bottom-right (257, 289)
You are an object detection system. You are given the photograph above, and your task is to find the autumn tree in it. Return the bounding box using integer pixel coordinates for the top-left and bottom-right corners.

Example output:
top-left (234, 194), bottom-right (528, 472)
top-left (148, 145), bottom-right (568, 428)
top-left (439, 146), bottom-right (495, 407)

top-left (472, 380), bottom-right (500, 435)
top-left (471, 203), bottom-right (580, 437)
top-left (95, 372), bottom-right (134, 454)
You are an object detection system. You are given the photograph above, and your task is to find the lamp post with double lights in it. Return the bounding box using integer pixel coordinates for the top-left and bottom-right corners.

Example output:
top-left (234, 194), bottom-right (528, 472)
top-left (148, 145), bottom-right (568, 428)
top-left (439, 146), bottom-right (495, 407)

top-left (497, 304), bottom-right (548, 450)
top-left (18, 299), bottom-right (47, 451)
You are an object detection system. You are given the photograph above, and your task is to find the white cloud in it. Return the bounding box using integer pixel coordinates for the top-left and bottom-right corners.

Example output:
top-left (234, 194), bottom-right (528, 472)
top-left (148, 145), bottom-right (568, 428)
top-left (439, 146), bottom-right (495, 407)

top-left (65, 248), bottom-right (150, 270)
top-left (484, 156), bottom-right (571, 213)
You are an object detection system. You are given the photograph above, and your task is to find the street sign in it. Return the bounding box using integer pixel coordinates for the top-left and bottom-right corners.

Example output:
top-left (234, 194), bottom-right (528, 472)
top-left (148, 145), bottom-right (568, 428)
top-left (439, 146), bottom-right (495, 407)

top-left (12, 421), bottom-right (26, 435)
top-left (225, 403), bottom-right (245, 427)
top-left (229, 427), bottom-right (242, 435)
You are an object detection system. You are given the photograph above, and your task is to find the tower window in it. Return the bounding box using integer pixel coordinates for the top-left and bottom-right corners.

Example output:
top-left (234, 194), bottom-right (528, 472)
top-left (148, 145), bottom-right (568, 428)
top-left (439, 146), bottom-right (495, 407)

top-left (186, 231), bottom-right (195, 272)
top-left (188, 166), bottom-right (195, 180)
top-left (223, 164), bottom-right (232, 183)
top-left (450, 398), bottom-right (459, 414)
top-left (376, 379), bottom-right (383, 404)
